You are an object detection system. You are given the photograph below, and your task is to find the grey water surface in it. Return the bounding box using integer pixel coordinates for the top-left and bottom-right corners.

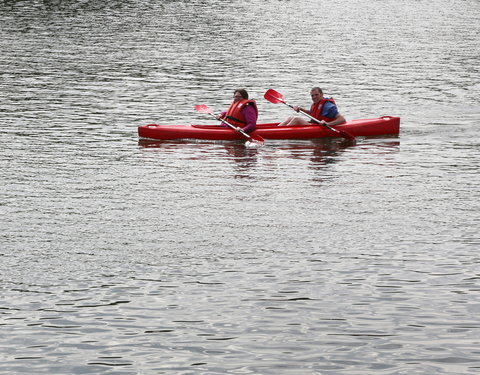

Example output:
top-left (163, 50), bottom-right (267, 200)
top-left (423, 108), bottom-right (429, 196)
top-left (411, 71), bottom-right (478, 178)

top-left (1, 0), bottom-right (479, 374)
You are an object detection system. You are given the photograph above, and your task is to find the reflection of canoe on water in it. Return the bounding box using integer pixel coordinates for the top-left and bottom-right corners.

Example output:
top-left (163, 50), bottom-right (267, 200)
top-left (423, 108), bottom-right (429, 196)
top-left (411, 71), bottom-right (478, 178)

top-left (138, 116), bottom-right (400, 141)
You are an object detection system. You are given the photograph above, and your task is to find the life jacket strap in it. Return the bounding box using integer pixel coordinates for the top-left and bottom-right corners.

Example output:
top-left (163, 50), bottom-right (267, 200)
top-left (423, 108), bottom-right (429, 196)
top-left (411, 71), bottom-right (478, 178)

top-left (226, 116), bottom-right (246, 124)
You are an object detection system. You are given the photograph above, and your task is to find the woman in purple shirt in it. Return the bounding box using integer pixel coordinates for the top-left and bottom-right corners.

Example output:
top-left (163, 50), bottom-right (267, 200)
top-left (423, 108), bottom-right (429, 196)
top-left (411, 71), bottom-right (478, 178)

top-left (217, 89), bottom-right (258, 133)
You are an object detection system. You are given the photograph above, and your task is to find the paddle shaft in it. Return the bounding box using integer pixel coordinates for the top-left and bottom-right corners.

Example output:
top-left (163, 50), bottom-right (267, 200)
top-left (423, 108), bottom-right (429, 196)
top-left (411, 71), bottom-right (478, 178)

top-left (281, 101), bottom-right (344, 135)
top-left (206, 112), bottom-right (255, 141)
top-left (194, 104), bottom-right (264, 144)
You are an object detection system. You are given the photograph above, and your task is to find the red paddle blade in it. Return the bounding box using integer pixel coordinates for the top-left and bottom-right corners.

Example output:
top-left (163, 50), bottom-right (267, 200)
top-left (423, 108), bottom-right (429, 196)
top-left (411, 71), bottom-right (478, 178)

top-left (249, 132), bottom-right (265, 145)
top-left (263, 89), bottom-right (285, 104)
top-left (194, 104), bottom-right (213, 114)
top-left (336, 129), bottom-right (356, 143)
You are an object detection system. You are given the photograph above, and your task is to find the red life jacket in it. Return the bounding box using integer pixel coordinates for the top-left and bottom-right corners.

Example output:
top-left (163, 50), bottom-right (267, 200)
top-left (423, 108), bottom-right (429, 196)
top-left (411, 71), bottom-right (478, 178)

top-left (310, 98), bottom-right (337, 122)
top-left (225, 99), bottom-right (258, 127)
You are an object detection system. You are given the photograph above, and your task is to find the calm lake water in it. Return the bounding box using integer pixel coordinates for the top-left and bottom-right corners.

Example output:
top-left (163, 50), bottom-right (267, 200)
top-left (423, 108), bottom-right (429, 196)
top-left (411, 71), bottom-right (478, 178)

top-left (1, 0), bottom-right (479, 374)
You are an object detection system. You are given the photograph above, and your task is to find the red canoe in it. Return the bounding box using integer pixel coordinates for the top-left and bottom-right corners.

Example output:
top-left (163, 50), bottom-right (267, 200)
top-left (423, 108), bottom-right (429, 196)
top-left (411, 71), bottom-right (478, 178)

top-left (138, 116), bottom-right (400, 141)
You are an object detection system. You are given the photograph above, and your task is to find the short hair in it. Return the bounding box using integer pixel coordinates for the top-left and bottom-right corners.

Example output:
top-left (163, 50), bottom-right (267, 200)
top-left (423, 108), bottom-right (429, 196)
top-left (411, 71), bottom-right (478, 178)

top-left (234, 89), bottom-right (249, 99)
top-left (310, 87), bottom-right (323, 94)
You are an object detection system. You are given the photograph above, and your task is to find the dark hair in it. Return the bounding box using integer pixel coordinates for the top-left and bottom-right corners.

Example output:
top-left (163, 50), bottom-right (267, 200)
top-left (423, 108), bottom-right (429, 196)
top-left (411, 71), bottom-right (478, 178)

top-left (310, 87), bottom-right (323, 94)
top-left (234, 89), bottom-right (249, 99)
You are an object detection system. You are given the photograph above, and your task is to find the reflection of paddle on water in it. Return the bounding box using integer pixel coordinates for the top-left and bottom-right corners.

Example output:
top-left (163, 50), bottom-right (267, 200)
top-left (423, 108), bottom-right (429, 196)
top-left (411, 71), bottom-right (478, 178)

top-left (224, 143), bottom-right (259, 159)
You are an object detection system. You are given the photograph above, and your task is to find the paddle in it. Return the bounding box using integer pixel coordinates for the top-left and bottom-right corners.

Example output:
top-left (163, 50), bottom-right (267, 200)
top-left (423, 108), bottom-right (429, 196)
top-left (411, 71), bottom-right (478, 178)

top-left (194, 104), bottom-right (265, 146)
top-left (264, 89), bottom-right (356, 142)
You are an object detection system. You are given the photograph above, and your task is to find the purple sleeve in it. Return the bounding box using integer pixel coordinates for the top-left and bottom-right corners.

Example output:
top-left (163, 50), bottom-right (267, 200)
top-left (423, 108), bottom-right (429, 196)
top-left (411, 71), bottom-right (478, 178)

top-left (241, 105), bottom-right (257, 133)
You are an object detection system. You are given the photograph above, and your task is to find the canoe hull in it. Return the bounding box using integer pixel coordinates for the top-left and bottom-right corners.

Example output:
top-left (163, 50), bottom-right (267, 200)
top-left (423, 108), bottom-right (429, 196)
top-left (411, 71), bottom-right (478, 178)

top-left (138, 116), bottom-right (400, 141)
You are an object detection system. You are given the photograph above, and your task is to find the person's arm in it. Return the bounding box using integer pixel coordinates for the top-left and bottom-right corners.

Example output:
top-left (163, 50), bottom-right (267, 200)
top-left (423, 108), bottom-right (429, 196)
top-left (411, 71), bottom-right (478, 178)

top-left (322, 113), bottom-right (346, 127)
top-left (216, 111), bottom-right (227, 120)
top-left (240, 105), bottom-right (257, 133)
top-left (293, 105), bottom-right (310, 114)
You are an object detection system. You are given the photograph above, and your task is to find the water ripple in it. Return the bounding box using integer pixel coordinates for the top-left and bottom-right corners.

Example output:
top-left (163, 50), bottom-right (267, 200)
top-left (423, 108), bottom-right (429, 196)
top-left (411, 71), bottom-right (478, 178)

top-left (1, 0), bottom-right (479, 374)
